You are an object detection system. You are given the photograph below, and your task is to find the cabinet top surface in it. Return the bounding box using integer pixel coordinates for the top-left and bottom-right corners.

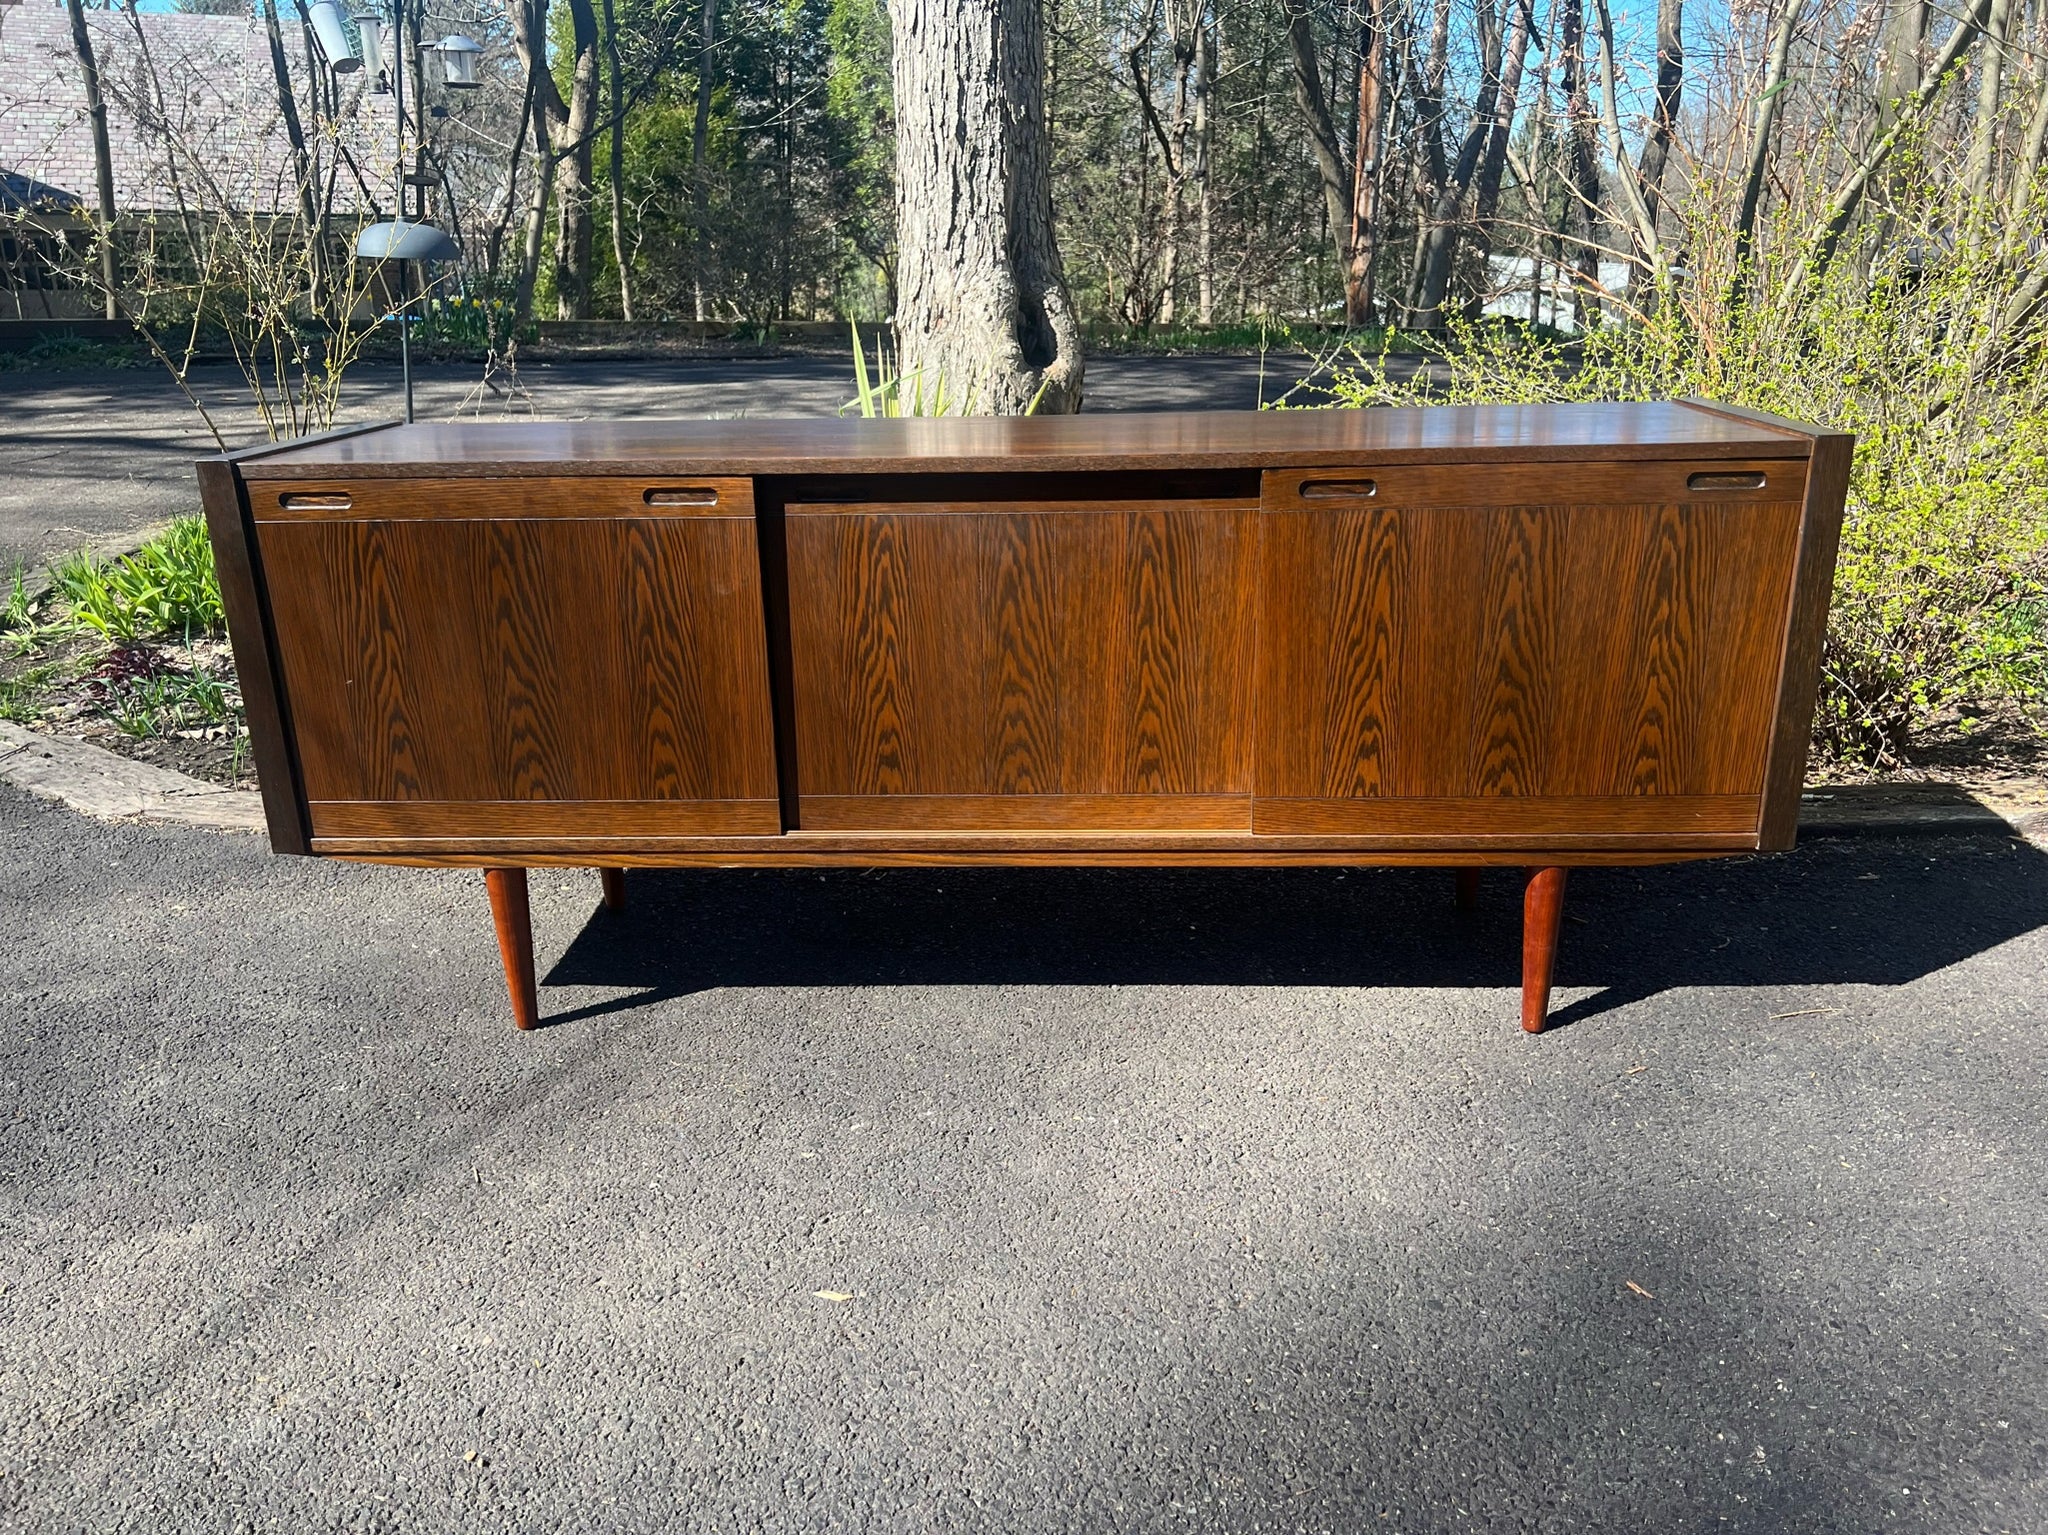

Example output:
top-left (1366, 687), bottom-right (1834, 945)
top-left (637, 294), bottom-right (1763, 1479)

top-left (231, 401), bottom-right (1819, 479)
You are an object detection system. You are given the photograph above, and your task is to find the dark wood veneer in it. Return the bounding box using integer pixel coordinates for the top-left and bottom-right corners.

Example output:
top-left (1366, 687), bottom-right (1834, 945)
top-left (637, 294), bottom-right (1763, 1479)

top-left (202, 403), bottom-right (1850, 1032)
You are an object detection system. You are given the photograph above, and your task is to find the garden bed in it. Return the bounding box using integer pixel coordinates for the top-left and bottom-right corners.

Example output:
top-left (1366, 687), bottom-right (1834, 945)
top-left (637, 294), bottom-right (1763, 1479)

top-left (2, 521), bottom-right (252, 789)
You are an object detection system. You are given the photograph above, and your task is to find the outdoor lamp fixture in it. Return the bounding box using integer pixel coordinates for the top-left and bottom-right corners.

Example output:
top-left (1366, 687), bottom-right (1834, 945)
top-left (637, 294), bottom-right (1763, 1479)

top-left (341, 6), bottom-right (484, 424)
top-left (353, 12), bottom-right (386, 89)
top-left (306, 0), bottom-right (362, 72)
top-left (434, 34), bottom-right (484, 89)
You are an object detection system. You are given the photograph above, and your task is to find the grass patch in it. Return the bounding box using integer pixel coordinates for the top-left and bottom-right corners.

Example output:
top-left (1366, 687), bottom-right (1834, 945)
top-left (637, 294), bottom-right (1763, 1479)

top-left (0, 335), bottom-right (149, 371)
top-left (1084, 319), bottom-right (1486, 354)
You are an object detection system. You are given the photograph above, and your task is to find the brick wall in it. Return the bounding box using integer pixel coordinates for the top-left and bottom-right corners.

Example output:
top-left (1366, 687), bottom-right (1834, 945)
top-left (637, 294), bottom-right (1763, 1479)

top-left (0, 3), bottom-right (389, 215)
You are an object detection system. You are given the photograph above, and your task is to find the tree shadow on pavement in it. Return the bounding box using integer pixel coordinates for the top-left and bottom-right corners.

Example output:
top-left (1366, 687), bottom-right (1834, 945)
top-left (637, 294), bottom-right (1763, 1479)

top-left (539, 830), bottom-right (2048, 1030)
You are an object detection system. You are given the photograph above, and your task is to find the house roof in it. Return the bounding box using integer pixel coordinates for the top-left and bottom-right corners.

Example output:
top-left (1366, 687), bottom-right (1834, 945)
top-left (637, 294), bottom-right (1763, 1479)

top-left (0, 2), bottom-right (390, 217)
top-left (0, 166), bottom-right (81, 214)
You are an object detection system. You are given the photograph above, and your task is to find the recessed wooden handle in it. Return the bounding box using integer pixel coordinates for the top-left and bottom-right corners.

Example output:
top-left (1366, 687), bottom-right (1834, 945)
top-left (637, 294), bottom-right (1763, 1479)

top-left (643, 486), bottom-right (719, 507)
top-left (1297, 477), bottom-right (1378, 500)
top-left (1687, 470), bottom-right (1767, 492)
top-left (278, 491), bottom-right (353, 511)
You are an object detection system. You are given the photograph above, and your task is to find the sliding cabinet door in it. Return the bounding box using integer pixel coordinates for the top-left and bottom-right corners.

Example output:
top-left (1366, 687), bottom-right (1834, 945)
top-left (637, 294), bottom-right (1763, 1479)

top-left (781, 473), bottom-right (1258, 831)
top-left (1254, 458), bottom-right (1808, 848)
top-left (252, 475), bottom-right (780, 849)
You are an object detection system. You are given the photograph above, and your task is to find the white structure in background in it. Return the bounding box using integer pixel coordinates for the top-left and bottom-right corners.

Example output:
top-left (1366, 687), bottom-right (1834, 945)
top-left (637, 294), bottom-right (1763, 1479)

top-left (1478, 256), bottom-right (1638, 333)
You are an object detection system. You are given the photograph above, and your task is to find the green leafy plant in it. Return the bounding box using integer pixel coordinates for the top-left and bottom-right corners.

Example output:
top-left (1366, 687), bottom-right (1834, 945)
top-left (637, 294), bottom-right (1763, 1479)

top-left (1312, 165), bottom-right (2048, 769)
top-left (50, 518), bottom-right (224, 643)
top-left (2, 559), bottom-right (33, 635)
top-left (842, 320), bottom-right (1048, 417)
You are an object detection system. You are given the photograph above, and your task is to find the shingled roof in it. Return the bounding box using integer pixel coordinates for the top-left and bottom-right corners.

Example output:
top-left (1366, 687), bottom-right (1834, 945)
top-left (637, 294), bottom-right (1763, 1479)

top-left (0, 1), bottom-right (389, 217)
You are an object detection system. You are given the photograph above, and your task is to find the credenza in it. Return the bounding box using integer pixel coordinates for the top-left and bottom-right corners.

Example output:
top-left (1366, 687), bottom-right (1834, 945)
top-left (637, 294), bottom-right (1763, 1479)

top-left (197, 402), bottom-right (1851, 1032)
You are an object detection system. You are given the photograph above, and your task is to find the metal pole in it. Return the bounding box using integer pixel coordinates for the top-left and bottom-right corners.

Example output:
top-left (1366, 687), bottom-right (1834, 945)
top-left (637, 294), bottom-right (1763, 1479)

top-left (392, 0), bottom-right (413, 422)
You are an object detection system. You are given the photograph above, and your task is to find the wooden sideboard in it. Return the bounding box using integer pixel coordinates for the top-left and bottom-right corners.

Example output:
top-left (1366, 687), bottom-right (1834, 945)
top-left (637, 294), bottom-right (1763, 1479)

top-left (197, 402), bottom-right (1852, 1032)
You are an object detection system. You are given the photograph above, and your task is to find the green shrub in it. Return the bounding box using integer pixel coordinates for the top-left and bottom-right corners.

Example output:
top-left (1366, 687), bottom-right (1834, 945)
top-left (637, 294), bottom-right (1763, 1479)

top-left (1313, 179), bottom-right (2048, 769)
top-left (51, 517), bottom-right (225, 643)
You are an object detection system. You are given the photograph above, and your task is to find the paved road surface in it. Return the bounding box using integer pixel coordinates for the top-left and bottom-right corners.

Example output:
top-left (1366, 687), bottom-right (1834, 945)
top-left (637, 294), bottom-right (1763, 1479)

top-left (0, 352), bottom-right (1346, 571)
top-left (4, 784), bottom-right (2045, 1531)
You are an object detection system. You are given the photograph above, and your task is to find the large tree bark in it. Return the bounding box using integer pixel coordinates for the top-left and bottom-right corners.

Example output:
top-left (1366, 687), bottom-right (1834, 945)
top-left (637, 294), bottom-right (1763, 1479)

top-left (1557, 0), bottom-right (1604, 326)
top-left (1346, 0), bottom-right (1388, 324)
top-left (1728, 0), bottom-right (1807, 307)
top-left (1284, 1), bottom-right (1357, 305)
top-left (1463, 0), bottom-right (1536, 319)
top-left (552, 0), bottom-right (601, 320)
top-left (1411, 0), bottom-right (1527, 328)
top-left (64, 0), bottom-right (121, 320)
top-left (1401, 0), bottom-right (1453, 321)
top-left (1633, 0), bottom-right (1682, 247)
top-left (1963, 0), bottom-right (2014, 199)
top-left (889, 0), bottom-right (1083, 412)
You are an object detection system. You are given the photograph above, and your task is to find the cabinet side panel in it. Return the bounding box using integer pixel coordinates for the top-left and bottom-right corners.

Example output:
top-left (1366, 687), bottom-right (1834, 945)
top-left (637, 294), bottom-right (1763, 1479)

top-left (1759, 435), bottom-right (1852, 848)
top-left (198, 459), bottom-right (308, 852)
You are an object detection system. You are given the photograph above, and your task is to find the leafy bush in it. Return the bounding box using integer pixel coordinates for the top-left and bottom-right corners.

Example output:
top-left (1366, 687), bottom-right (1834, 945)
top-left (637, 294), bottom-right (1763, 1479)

top-left (50, 517), bottom-right (225, 643)
top-left (1315, 175), bottom-right (2048, 770)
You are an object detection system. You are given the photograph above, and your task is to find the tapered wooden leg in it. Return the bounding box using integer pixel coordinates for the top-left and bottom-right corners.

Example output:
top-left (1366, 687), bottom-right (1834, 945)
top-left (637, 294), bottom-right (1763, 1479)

top-left (1521, 866), bottom-right (1568, 1032)
top-left (484, 868), bottom-right (539, 1031)
top-left (1455, 867), bottom-right (1481, 911)
top-left (599, 866), bottom-right (627, 912)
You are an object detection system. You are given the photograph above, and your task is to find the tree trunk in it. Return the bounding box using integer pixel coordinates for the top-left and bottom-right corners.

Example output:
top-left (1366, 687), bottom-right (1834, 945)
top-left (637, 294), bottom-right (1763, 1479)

top-left (258, 0), bottom-right (327, 313)
top-left (1964, 0), bottom-right (2014, 200)
top-left (1728, 0), bottom-right (1808, 309)
top-left (552, 0), bottom-right (601, 320)
top-left (1411, 0), bottom-right (1512, 328)
top-left (1285, 2), bottom-right (1356, 301)
top-left (1195, 18), bottom-right (1215, 324)
top-left (63, 0), bottom-right (121, 320)
top-left (1557, 0), bottom-right (1604, 326)
top-left (888, 0), bottom-right (1083, 412)
top-left (1401, 0), bottom-right (1453, 322)
top-left (1634, 0), bottom-right (1683, 245)
top-left (1463, 0), bottom-right (1535, 319)
top-left (508, 0), bottom-right (563, 325)
top-left (692, 0), bottom-right (720, 322)
top-left (602, 0), bottom-right (635, 320)
top-left (1346, 0), bottom-right (1387, 324)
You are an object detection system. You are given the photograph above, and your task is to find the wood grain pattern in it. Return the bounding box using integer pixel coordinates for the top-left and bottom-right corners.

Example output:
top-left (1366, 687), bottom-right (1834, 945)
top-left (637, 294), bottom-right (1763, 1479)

top-left (1251, 793), bottom-right (1758, 836)
top-left (784, 483), bottom-right (1256, 828)
top-left (798, 794), bottom-right (1250, 830)
top-left (259, 516), bottom-right (778, 815)
top-left (309, 800), bottom-right (778, 837)
top-left (1263, 458), bottom-right (1807, 512)
top-left (197, 458), bottom-right (308, 852)
top-left (1256, 466), bottom-right (1804, 815)
top-left (231, 404), bottom-right (1811, 480)
top-left (251, 476), bottom-right (753, 521)
top-left (316, 840), bottom-right (1737, 866)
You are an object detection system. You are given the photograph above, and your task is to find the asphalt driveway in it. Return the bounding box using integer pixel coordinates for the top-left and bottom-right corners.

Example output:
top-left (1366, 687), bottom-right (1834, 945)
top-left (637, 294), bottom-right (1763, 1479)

top-left (3, 784), bottom-right (2045, 1532)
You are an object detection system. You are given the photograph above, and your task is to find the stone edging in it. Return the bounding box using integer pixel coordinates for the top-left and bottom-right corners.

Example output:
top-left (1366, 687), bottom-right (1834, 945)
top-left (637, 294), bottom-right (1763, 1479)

top-left (0, 721), bottom-right (265, 832)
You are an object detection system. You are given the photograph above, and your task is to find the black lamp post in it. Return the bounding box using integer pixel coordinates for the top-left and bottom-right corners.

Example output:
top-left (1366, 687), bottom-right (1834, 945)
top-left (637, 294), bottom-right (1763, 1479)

top-left (310, 1), bottom-right (475, 423)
